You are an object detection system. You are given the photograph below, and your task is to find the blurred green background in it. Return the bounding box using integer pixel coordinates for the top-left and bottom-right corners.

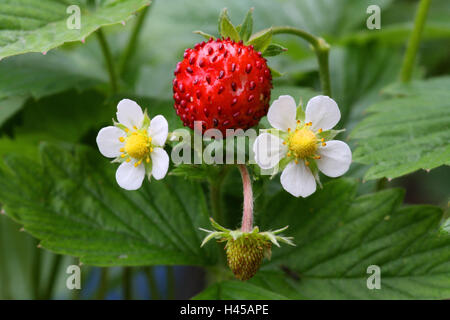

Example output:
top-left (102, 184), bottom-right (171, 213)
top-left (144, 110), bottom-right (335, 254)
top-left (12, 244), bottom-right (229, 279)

top-left (0, 0), bottom-right (449, 299)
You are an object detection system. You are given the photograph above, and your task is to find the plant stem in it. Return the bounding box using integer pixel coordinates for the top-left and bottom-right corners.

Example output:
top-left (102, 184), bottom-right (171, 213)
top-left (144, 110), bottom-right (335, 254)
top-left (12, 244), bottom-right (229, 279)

top-left (400, 0), bottom-right (432, 83)
top-left (96, 268), bottom-right (109, 300)
top-left (314, 38), bottom-right (332, 98)
top-left (272, 26), bottom-right (319, 47)
top-left (208, 166), bottom-right (229, 225)
top-left (166, 266), bottom-right (175, 300)
top-left (96, 28), bottom-right (118, 94)
top-left (118, 4), bottom-right (151, 77)
top-left (272, 26), bottom-right (332, 97)
top-left (122, 267), bottom-right (132, 300)
top-left (31, 240), bottom-right (42, 299)
top-left (42, 254), bottom-right (63, 299)
top-left (238, 164), bottom-right (253, 232)
top-left (143, 267), bottom-right (160, 300)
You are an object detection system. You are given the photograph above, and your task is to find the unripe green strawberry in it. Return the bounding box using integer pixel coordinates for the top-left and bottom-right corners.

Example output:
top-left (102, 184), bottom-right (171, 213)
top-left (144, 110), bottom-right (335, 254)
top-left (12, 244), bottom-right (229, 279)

top-left (225, 234), bottom-right (271, 281)
top-left (200, 218), bottom-right (294, 281)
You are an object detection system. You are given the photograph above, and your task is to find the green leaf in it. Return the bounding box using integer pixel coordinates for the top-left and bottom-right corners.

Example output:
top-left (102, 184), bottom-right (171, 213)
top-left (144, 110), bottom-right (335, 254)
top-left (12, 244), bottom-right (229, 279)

top-left (0, 50), bottom-right (107, 125)
top-left (0, 51), bottom-right (106, 100)
top-left (11, 90), bottom-right (112, 144)
top-left (218, 8), bottom-right (240, 41)
top-left (247, 28), bottom-right (272, 53)
top-left (350, 77), bottom-right (450, 180)
top-left (193, 281), bottom-right (289, 300)
top-left (193, 30), bottom-right (216, 41)
top-left (239, 8), bottom-right (253, 42)
top-left (0, 0), bottom-right (151, 59)
top-left (382, 76), bottom-right (450, 96)
top-left (0, 96), bottom-right (27, 127)
top-left (197, 179), bottom-right (450, 299)
top-left (263, 43), bottom-right (287, 57)
top-left (0, 143), bottom-right (217, 266)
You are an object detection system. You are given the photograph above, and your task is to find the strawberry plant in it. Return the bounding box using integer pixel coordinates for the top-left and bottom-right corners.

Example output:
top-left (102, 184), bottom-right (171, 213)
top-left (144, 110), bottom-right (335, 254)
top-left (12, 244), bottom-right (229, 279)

top-left (0, 0), bottom-right (449, 301)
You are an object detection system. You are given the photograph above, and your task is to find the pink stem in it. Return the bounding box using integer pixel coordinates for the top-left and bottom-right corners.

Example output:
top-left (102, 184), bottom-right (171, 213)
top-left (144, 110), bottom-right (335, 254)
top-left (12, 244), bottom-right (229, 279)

top-left (238, 164), bottom-right (253, 232)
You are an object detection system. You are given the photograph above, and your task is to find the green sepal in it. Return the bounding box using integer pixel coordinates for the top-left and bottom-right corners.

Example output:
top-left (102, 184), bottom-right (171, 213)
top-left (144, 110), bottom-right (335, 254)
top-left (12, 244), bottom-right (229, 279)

top-left (199, 218), bottom-right (294, 248)
top-left (111, 156), bottom-right (125, 164)
top-left (307, 159), bottom-right (322, 189)
top-left (269, 66), bottom-right (284, 78)
top-left (113, 119), bottom-right (128, 132)
top-left (209, 217), bottom-right (229, 232)
top-left (263, 43), bottom-right (287, 57)
top-left (296, 102), bottom-right (306, 122)
top-left (247, 27), bottom-right (272, 53)
top-left (144, 160), bottom-right (153, 181)
top-left (275, 156), bottom-right (292, 175)
top-left (142, 109), bottom-right (151, 129)
top-left (218, 8), bottom-right (240, 41)
top-left (239, 8), bottom-right (254, 42)
top-left (317, 129), bottom-right (346, 141)
top-left (193, 30), bottom-right (216, 41)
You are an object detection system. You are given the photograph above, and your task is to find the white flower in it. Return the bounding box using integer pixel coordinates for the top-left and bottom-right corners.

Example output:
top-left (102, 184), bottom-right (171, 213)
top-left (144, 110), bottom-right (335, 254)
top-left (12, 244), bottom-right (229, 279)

top-left (96, 99), bottom-right (169, 190)
top-left (253, 95), bottom-right (352, 197)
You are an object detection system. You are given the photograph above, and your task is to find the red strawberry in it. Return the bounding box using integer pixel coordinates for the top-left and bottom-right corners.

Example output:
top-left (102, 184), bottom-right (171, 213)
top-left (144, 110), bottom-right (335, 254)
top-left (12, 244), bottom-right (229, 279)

top-left (172, 38), bottom-right (272, 136)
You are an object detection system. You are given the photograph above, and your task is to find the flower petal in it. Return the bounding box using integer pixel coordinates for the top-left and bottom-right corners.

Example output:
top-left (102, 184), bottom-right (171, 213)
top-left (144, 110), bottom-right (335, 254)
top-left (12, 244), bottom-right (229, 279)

top-left (253, 133), bottom-right (287, 169)
top-left (317, 140), bottom-right (352, 177)
top-left (280, 160), bottom-right (316, 197)
top-left (115, 160), bottom-right (145, 190)
top-left (267, 95), bottom-right (297, 131)
top-left (116, 99), bottom-right (144, 129)
top-left (150, 147), bottom-right (169, 180)
top-left (96, 126), bottom-right (125, 158)
top-left (305, 95), bottom-right (340, 131)
top-left (148, 115), bottom-right (168, 146)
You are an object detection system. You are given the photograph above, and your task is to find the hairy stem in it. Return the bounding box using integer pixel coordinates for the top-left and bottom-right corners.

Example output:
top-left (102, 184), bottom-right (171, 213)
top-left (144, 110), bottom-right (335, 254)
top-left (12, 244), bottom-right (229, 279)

top-left (96, 28), bottom-right (118, 94)
top-left (238, 164), bottom-right (253, 232)
top-left (400, 0), bottom-right (432, 82)
top-left (272, 26), bottom-right (332, 97)
top-left (118, 4), bottom-right (151, 76)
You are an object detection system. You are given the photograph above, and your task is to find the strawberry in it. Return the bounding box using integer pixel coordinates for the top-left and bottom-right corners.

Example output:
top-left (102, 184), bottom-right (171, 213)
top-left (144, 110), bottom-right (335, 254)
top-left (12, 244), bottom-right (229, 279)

top-left (200, 218), bottom-right (294, 281)
top-left (225, 234), bottom-right (272, 281)
top-left (172, 38), bottom-right (272, 136)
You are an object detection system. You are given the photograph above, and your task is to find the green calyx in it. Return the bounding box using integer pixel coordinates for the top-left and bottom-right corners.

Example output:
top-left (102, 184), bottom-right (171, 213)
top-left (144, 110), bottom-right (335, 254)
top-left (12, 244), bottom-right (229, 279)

top-left (200, 218), bottom-right (294, 280)
top-left (193, 8), bottom-right (286, 77)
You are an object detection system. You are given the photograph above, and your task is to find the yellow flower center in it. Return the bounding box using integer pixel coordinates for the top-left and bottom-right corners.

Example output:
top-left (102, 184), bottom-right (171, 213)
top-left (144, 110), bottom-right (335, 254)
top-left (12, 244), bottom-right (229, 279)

top-left (125, 132), bottom-right (151, 160)
top-left (288, 127), bottom-right (317, 159)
